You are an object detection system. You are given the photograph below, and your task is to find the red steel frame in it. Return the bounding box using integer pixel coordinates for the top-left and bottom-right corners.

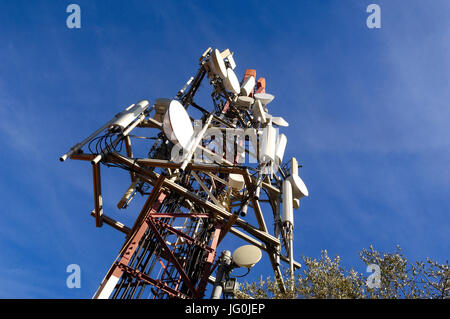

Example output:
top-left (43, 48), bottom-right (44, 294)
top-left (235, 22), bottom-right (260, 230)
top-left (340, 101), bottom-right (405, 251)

top-left (94, 174), bottom-right (223, 299)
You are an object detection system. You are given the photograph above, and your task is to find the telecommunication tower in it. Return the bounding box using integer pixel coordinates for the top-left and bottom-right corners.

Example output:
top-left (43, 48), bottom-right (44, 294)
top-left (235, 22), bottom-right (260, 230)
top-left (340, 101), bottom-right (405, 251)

top-left (60, 48), bottom-right (309, 299)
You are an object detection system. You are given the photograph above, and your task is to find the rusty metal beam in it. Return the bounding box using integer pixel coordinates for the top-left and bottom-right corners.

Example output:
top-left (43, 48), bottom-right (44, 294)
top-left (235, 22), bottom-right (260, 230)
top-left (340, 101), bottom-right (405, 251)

top-left (137, 117), bottom-right (163, 130)
top-left (197, 224), bottom-right (221, 297)
top-left (150, 218), bottom-right (214, 253)
top-left (124, 135), bottom-right (136, 182)
top-left (125, 174), bottom-right (166, 241)
top-left (217, 213), bottom-right (239, 245)
top-left (108, 153), bottom-right (281, 247)
top-left (146, 217), bottom-right (200, 298)
top-left (148, 212), bottom-right (210, 218)
top-left (90, 211), bottom-right (131, 235)
top-left (70, 153), bottom-right (97, 161)
top-left (92, 162), bottom-right (103, 227)
top-left (267, 249), bottom-right (286, 294)
top-left (250, 200), bottom-right (268, 232)
top-left (92, 184), bottom-right (166, 300)
top-left (117, 263), bottom-right (187, 299)
top-left (191, 171), bottom-right (221, 207)
top-left (228, 227), bottom-right (300, 270)
top-left (132, 157), bottom-right (279, 196)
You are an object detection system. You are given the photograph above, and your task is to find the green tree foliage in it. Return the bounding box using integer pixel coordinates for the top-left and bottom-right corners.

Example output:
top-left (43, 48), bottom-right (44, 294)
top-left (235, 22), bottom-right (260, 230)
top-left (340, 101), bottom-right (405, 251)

top-left (236, 246), bottom-right (449, 299)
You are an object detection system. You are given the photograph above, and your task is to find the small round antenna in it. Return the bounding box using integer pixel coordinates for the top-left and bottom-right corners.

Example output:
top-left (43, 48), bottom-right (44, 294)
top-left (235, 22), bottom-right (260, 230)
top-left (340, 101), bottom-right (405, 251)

top-left (232, 245), bottom-right (262, 268)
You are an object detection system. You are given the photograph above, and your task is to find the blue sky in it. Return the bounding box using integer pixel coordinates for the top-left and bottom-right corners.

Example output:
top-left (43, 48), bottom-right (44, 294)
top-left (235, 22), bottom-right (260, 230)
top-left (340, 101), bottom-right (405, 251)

top-left (0, 0), bottom-right (448, 298)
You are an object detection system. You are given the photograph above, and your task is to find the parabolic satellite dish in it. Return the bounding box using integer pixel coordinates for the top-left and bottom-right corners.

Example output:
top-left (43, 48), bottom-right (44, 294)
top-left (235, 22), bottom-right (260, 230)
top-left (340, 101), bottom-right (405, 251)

top-left (210, 49), bottom-right (227, 79)
top-left (236, 96), bottom-right (254, 109)
top-left (163, 100), bottom-right (194, 150)
top-left (254, 92), bottom-right (275, 105)
top-left (232, 245), bottom-right (262, 268)
top-left (271, 116), bottom-right (289, 127)
top-left (288, 174), bottom-right (309, 199)
top-left (224, 67), bottom-right (240, 94)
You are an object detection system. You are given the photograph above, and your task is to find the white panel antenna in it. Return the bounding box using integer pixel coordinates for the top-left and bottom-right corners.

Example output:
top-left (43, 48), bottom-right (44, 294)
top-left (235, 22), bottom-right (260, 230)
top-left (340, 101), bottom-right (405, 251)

top-left (275, 133), bottom-right (287, 165)
top-left (261, 124), bottom-right (277, 163)
top-left (240, 75), bottom-right (255, 96)
top-left (282, 179), bottom-right (294, 226)
top-left (110, 100), bottom-right (150, 131)
top-left (226, 53), bottom-right (236, 70)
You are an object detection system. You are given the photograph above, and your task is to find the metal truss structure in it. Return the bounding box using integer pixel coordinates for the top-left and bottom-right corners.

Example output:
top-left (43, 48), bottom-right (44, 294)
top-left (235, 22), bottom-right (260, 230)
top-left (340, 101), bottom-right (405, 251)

top-left (61, 47), bottom-right (307, 299)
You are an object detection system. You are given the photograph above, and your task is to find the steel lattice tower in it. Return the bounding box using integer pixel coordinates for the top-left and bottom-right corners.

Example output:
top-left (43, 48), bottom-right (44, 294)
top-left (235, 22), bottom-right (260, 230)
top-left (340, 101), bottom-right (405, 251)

top-left (61, 48), bottom-right (308, 299)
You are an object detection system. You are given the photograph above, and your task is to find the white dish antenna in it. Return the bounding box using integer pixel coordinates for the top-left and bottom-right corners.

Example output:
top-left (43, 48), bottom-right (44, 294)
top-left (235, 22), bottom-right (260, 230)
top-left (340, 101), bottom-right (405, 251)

top-left (236, 96), bottom-right (254, 109)
top-left (254, 93), bottom-right (275, 105)
top-left (224, 67), bottom-right (240, 94)
top-left (232, 245), bottom-right (262, 268)
top-left (287, 174), bottom-right (309, 199)
top-left (163, 100), bottom-right (194, 150)
top-left (272, 116), bottom-right (289, 127)
top-left (209, 49), bottom-right (227, 79)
